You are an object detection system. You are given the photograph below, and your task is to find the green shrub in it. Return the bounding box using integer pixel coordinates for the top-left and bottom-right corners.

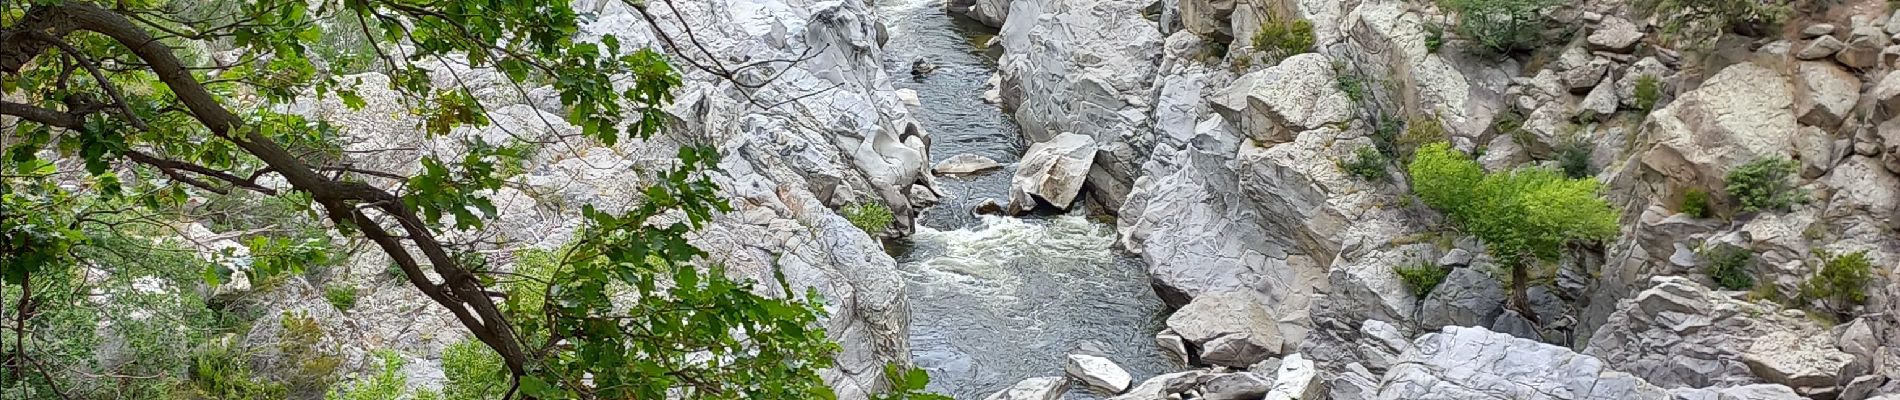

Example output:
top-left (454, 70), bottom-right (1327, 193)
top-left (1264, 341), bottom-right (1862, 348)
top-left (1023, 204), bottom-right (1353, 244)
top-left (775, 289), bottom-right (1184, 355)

top-left (843, 202), bottom-right (895, 235)
top-left (1408, 143), bottom-right (1617, 315)
top-left (1556, 140), bottom-right (1594, 179)
top-left (1637, 0), bottom-right (1787, 48)
top-left (324, 285), bottom-right (358, 311)
top-left (1802, 250), bottom-right (1873, 314)
top-left (1439, 0), bottom-right (1560, 55)
top-left (441, 338), bottom-right (507, 400)
top-left (1633, 75), bottom-right (1662, 112)
top-left (186, 341), bottom-right (289, 400)
top-left (1334, 62), bottom-right (1367, 102)
top-left (1701, 244), bottom-right (1755, 291)
top-left (1680, 189), bottom-right (1712, 218)
top-left (1395, 262), bottom-right (1451, 298)
top-left (1343, 146), bottom-right (1391, 182)
top-left (280, 312), bottom-right (342, 394)
top-left (1424, 21), bottom-right (1446, 53)
top-left (1253, 14), bottom-right (1316, 62)
top-left (328, 350), bottom-right (408, 400)
top-left (1724, 157), bottom-right (1805, 214)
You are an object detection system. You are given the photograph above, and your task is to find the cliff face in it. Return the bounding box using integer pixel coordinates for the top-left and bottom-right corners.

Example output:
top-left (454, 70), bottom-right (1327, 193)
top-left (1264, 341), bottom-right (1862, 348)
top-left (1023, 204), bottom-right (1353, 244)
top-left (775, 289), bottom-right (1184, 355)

top-left (975, 0), bottom-right (1900, 398)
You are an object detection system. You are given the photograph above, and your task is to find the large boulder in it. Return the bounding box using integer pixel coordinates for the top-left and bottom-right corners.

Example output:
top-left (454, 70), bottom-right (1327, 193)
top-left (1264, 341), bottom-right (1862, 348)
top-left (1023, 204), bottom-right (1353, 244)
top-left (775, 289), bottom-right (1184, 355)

top-left (1065, 354), bottom-right (1133, 393)
top-left (1585, 277), bottom-right (1852, 394)
top-left (1419, 267), bottom-right (1507, 330)
top-left (1328, 1), bottom-right (1511, 140)
top-left (1794, 61), bottom-right (1859, 129)
top-left (1209, 53), bottom-right (1356, 146)
top-left (983, 377), bottom-right (1068, 400)
top-left (933, 153), bottom-right (1005, 175)
top-left (1166, 291), bottom-right (1286, 367)
top-left (1006, 132), bottom-right (1098, 213)
top-left (1377, 326), bottom-right (1671, 399)
top-left (1630, 62), bottom-right (1797, 206)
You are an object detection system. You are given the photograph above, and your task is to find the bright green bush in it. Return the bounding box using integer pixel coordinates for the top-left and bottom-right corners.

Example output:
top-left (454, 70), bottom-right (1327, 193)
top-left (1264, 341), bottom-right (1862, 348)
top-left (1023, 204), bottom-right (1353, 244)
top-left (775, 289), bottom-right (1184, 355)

top-left (1343, 146), bottom-right (1391, 183)
top-left (441, 338), bottom-right (507, 400)
top-left (1253, 14), bottom-right (1316, 62)
top-left (1439, 0), bottom-right (1560, 55)
top-left (844, 202), bottom-right (895, 235)
top-left (1802, 250), bottom-right (1873, 314)
top-left (1395, 262), bottom-right (1451, 298)
top-left (324, 285), bottom-right (358, 311)
top-left (1408, 143), bottom-right (1618, 313)
top-left (1700, 244), bottom-right (1755, 291)
top-left (1681, 189), bottom-right (1712, 218)
top-left (1725, 157), bottom-right (1805, 214)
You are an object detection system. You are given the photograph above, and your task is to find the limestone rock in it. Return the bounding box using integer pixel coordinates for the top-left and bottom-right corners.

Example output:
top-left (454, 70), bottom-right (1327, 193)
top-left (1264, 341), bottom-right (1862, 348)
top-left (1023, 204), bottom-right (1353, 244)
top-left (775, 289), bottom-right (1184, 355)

top-left (1264, 353), bottom-right (1322, 400)
top-left (1804, 24), bottom-right (1838, 38)
top-left (1635, 62), bottom-right (1796, 197)
top-left (1006, 132), bottom-right (1098, 213)
top-left (1588, 16), bottom-right (1643, 53)
top-left (1580, 77), bottom-right (1621, 117)
top-left (983, 377), bottom-right (1068, 400)
top-left (1742, 331), bottom-right (1856, 389)
top-left (1166, 291), bottom-right (1284, 367)
top-left (1111, 371), bottom-right (1205, 400)
top-left (1420, 267), bottom-right (1506, 330)
top-left (1585, 277), bottom-right (1852, 392)
top-left (1065, 354), bottom-right (1133, 393)
top-left (965, 0), bottom-right (1009, 28)
top-left (932, 153), bottom-right (1004, 175)
top-left (1198, 372), bottom-right (1271, 400)
top-left (1797, 36), bottom-right (1846, 60)
top-left (1667, 384), bottom-right (1805, 400)
top-left (1875, 71), bottom-right (1900, 114)
top-left (1839, 26), bottom-right (1888, 68)
top-left (1377, 326), bottom-right (1669, 399)
top-left (1210, 53), bottom-right (1355, 146)
top-left (1795, 61), bottom-right (1860, 129)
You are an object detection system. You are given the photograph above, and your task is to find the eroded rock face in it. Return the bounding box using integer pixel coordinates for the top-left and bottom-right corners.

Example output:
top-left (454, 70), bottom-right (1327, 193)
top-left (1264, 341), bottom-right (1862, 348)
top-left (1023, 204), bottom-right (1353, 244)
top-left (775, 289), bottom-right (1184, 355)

top-left (1632, 62), bottom-right (1798, 203)
top-left (1007, 132), bottom-right (1098, 213)
top-left (1378, 326), bottom-right (1671, 399)
top-left (1210, 53), bottom-right (1355, 145)
top-left (1166, 291), bottom-right (1285, 367)
top-left (1585, 277), bottom-right (1851, 393)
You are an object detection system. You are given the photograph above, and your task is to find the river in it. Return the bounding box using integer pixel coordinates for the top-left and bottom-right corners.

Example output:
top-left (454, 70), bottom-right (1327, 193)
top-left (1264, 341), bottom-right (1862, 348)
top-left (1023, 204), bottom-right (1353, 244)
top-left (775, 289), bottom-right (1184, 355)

top-left (874, 0), bottom-right (1178, 398)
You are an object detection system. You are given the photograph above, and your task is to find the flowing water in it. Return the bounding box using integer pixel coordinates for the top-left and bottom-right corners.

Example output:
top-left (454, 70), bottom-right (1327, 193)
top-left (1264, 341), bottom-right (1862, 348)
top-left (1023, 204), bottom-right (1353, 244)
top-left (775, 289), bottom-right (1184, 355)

top-left (875, 0), bottom-right (1178, 398)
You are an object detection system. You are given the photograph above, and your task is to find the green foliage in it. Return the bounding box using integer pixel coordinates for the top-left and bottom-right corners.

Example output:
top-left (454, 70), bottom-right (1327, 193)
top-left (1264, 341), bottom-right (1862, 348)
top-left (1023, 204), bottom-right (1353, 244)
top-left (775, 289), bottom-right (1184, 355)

top-left (280, 312), bottom-right (342, 394)
top-left (1802, 250), bottom-right (1873, 314)
top-left (1724, 157), bottom-right (1806, 214)
top-left (1252, 13), bottom-right (1316, 62)
top-left (1334, 62), bottom-right (1367, 103)
top-left (1681, 189), bottom-right (1713, 218)
top-left (1556, 140), bottom-right (1595, 179)
top-left (871, 364), bottom-right (955, 400)
top-left (441, 338), bottom-right (507, 400)
top-left (1395, 262), bottom-right (1451, 298)
top-left (1439, 0), bottom-right (1560, 55)
top-left (3, 0), bottom-right (859, 397)
top-left (1343, 146), bottom-right (1392, 183)
top-left (1701, 244), bottom-right (1755, 290)
top-left (324, 284), bottom-right (358, 311)
top-left (1633, 75), bottom-right (1662, 112)
top-left (1408, 143), bottom-right (1618, 265)
top-left (1637, 0), bottom-right (1788, 48)
top-left (844, 202), bottom-right (896, 236)
top-left (328, 350), bottom-right (409, 400)
top-left (1424, 21), bottom-right (1446, 53)
top-left (186, 340), bottom-right (289, 400)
